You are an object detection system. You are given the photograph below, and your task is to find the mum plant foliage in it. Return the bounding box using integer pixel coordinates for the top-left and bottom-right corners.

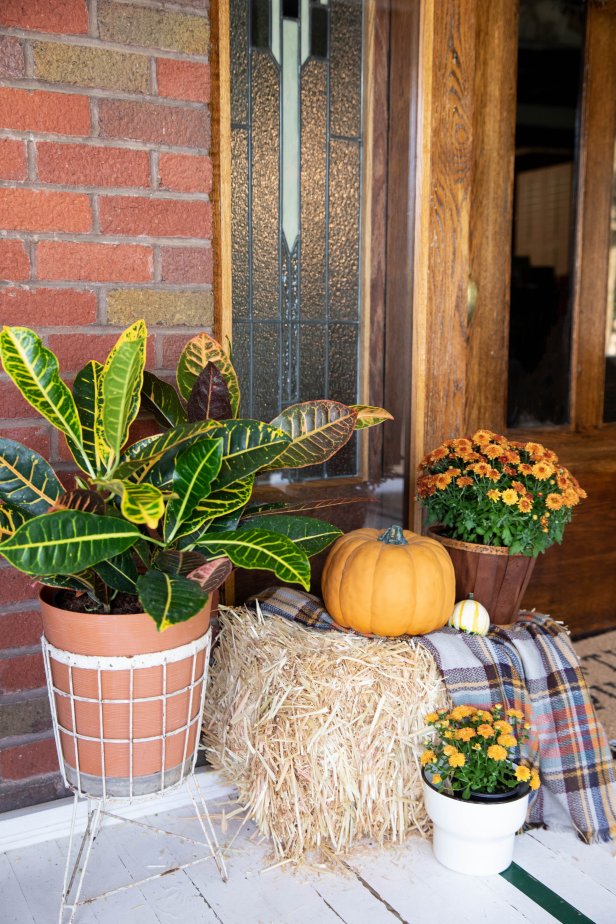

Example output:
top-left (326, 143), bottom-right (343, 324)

top-left (416, 429), bottom-right (586, 556)
top-left (0, 321), bottom-right (391, 629)
top-left (421, 704), bottom-right (541, 799)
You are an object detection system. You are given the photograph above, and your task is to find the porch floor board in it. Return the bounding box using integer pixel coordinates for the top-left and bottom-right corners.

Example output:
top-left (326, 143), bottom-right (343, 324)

top-left (2, 797), bottom-right (615, 924)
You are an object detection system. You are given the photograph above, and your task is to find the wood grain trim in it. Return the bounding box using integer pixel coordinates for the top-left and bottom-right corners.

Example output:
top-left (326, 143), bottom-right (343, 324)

top-left (409, 0), bottom-right (476, 530)
top-left (361, 0), bottom-right (390, 482)
top-left (466, 1), bottom-right (518, 434)
top-left (210, 0), bottom-right (233, 346)
top-left (570, 1), bottom-right (616, 429)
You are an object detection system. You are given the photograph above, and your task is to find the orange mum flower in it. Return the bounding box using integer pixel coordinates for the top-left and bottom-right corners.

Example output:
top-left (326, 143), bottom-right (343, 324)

top-left (487, 489), bottom-right (501, 502)
top-left (484, 443), bottom-right (503, 459)
top-left (421, 749), bottom-right (436, 766)
top-left (471, 462), bottom-right (491, 477)
top-left (487, 744), bottom-right (508, 761)
top-left (497, 734), bottom-right (517, 748)
top-left (488, 468), bottom-right (501, 482)
top-left (525, 442), bottom-right (546, 460)
top-left (430, 446), bottom-right (448, 461)
top-left (518, 496), bottom-right (532, 513)
top-left (435, 474), bottom-right (452, 490)
top-left (477, 724), bottom-right (495, 738)
top-left (472, 429), bottom-right (496, 445)
top-left (494, 720), bottom-right (513, 734)
top-left (562, 489), bottom-right (579, 507)
top-left (456, 476), bottom-right (473, 488)
top-left (512, 481), bottom-right (526, 494)
top-left (455, 727), bottom-right (477, 742)
top-left (506, 708), bottom-right (524, 719)
top-left (443, 744), bottom-right (458, 757)
top-left (545, 493), bottom-right (563, 511)
top-left (501, 489), bottom-right (519, 506)
top-left (515, 765), bottom-right (531, 782)
top-left (519, 463), bottom-right (533, 475)
top-left (532, 461), bottom-right (555, 480)
top-left (529, 769), bottom-right (541, 790)
top-left (448, 752), bottom-right (466, 768)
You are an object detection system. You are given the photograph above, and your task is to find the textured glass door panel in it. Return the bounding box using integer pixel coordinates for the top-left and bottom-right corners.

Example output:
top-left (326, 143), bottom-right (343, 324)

top-left (230, 0), bottom-right (364, 477)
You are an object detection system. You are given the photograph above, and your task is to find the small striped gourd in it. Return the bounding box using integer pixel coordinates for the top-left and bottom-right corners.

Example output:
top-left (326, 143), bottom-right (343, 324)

top-left (321, 525), bottom-right (455, 637)
top-left (448, 595), bottom-right (490, 636)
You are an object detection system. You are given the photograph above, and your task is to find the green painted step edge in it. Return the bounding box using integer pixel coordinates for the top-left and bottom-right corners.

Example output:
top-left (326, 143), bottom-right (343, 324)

top-left (500, 862), bottom-right (598, 924)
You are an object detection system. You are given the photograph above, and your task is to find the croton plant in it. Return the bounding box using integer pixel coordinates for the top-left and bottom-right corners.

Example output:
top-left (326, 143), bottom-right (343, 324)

top-left (0, 321), bottom-right (391, 629)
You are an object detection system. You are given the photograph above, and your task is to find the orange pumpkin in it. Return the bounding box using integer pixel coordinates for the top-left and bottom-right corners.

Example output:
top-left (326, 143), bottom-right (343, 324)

top-left (321, 525), bottom-right (455, 637)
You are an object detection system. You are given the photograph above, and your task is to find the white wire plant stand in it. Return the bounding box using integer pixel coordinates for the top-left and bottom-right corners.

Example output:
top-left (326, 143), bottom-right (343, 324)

top-left (42, 628), bottom-right (228, 924)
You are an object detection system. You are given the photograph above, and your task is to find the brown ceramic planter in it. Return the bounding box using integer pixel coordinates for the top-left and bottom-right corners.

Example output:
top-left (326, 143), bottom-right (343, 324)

top-left (427, 526), bottom-right (537, 625)
top-left (40, 588), bottom-right (211, 796)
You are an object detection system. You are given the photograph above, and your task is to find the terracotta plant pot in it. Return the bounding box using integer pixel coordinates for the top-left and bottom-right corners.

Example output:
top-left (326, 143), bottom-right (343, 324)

top-left (427, 526), bottom-right (537, 625)
top-left (40, 588), bottom-right (211, 798)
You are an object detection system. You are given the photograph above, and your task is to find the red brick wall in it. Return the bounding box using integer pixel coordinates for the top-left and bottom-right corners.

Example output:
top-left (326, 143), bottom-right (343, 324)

top-left (0, 0), bottom-right (213, 812)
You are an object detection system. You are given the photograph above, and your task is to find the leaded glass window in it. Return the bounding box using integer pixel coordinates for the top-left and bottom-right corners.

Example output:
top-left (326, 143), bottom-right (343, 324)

top-left (230, 0), bottom-right (364, 477)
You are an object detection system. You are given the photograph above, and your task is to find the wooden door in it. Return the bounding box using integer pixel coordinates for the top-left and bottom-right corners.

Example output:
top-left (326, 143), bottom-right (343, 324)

top-left (409, 0), bottom-right (616, 636)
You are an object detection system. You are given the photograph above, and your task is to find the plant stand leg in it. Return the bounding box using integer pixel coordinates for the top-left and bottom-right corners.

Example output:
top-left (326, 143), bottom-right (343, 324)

top-left (187, 773), bottom-right (228, 882)
top-left (59, 797), bottom-right (103, 924)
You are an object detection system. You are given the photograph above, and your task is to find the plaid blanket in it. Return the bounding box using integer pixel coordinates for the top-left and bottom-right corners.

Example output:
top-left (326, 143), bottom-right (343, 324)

top-left (249, 587), bottom-right (616, 844)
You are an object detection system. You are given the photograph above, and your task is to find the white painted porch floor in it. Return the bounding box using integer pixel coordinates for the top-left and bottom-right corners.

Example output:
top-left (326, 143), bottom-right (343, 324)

top-left (2, 793), bottom-right (616, 924)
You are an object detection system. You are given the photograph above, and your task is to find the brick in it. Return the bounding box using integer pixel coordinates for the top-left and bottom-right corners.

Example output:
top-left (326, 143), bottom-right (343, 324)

top-left (159, 152), bottom-right (212, 194)
top-left (0, 37), bottom-right (25, 79)
top-left (0, 652), bottom-right (45, 694)
top-left (0, 139), bottom-right (27, 182)
top-left (0, 189), bottom-right (91, 233)
top-left (100, 195), bottom-right (211, 238)
top-left (33, 42), bottom-right (149, 94)
top-left (0, 694), bottom-right (51, 737)
top-left (0, 380), bottom-right (39, 420)
top-left (0, 610), bottom-right (43, 651)
top-left (161, 246), bottom-right (212, 284)
top-left (1, 425), bottom-right (51, 458)
top-left (99, 2), bottom-right (209, 55)
top-left (0, 773), bottom-right (66, 812)
top-left (108, 289), bottom-right (213, 327)
top-left (99, 99), bottom-right (209, 148)
top-left (37, 241), bottom-right (152, 283)
top-left (0, 0), bottom-right (88, 33)
top-left (0, 567), bottom-right (39, 608)
top-left (0, 736), bottom-right (58, 779)
top-left (46, 332), bottom-right (125, 371)
top-left (0, 288), bottom-right (97, 326)
top-left (37, 142), bottom-right (150, 188)
top-left (162, 332), bottom-right (198, 368)
top-left (47, 332), bottom-right (155, 371)
top-left (0, 88), bottom-right (90, 137)
top-left (157, 59), bottom-right (211, 103)
top-left (0, 240), bottom-right (29, 281)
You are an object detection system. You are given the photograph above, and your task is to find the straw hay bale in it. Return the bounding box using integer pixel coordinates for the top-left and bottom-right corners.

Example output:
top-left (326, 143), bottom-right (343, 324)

top-left (204, 605), bottom-right (448, 860)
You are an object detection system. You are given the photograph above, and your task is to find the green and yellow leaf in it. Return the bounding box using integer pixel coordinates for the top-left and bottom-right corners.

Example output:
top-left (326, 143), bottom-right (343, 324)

top-left (108, 480), bottom-right (165, 530)
top-left (94, 550), bottom-right (138, 594)
top-left (70, 361), bottom-right (112, 474)
top-left (102, 336), bottom-right (146, 459)
top-left (238, 514), bottom-right (342, 558)
top-left (0, 510), bottom-right (142, 576)
top-left (176, 332), bottom-right (240, 415)
top-left (0, 438), bottom-right (64, 516)
top-left (267, 401), bottom-right (357, 469)
top-left (116, 420), bottom-right (222, 485)
top-left (196, 528), bottom-right (311, 589)
top-left (0, 503), bottom-right (29, 540)
top-left (136, 569), bottom-right (209, 630)
top-left (164, 438), bottom-right (223, 542)
top-left (349, 405), bottom-right (394, 430)
top-left (215, 420), bottom-right (290, 488)
top-left (0, 326), bottom-right (83, 449)
top-left (141, 371), bottom-right (187, 428)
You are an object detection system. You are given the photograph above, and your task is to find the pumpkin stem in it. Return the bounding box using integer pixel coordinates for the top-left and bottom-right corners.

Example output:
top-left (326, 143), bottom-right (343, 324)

top-left (378, 525), bottom-right (408, 546)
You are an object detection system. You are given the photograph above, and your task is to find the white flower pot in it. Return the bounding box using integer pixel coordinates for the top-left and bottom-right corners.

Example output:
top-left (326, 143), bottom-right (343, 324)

top-left (422, 778), bottom-right (530, 875)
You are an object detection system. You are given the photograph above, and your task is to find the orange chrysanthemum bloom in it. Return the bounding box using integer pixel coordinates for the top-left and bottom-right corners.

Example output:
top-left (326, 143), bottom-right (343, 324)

top-left (443, 744), bottom-right (458, 757)
top-left (455, 727), bottom-right (476, 742)
top-left (472, 429), bottom-right (495, 445)
top-left (456, 475), bottom-right (473, 488)
top-left (494, 720), bottom-right (513, 734)
top-left (471, 461), bottom-right (491, 477)
top-left (543, 449), bottom-right (558, 464)
top-left (488, 468), bottom-right (501, 482)
top-left (484, 443), bottom-right (502, 459)
top-left (448, 752), bottom-right (466, 768)
top-left (501, 489), bottom-right (518, 506)
top-left (557, 473), bottom-right (570, 490)
top-left (515, 765), bottom-right (531, 782)
top-left (529, 769), bottom-right (541, 790)
top-left (546, 493), bottom-right (564, 511)
top-left (497, 734), bottom-right (517, 748)
top-left (451, 438), bottom-right (473, 453)
top-left (421, 749), bottom-right (436, 766)
top-left (532, 461), bottom-right (555, 480)
top-left (449, 705), bottom-right (475, 720)
top-left (562, 489), bottom-right (579, 507)
top-left (506, 708), bottom-right (524, 719)
top-left (430, 446), bottom-right (448, 461)
top-left (424, 712), bottom-right (439, 724)
top-left (487, 744), bottom-right (508, 761)
top-left (477, 724), bottom-right (495, 738)
top-left (525, 442), bottom-right (546, 460)
top-left (518, 496), bottom-right (532, 513)
top-left (432, 773), bottom-right (442, 784)
top-left (519, 463), bottom-right (533, 475)
top-left (487, 489), bottom-right (501, 502)
top-left (435, 473), bottom-right (452, 490)
top-left (512, 481), bottom-right (526, 494)
top-left (446, 467), bottom-right (462, 477)
top-left (475, 710), bottom-right (493, 722)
